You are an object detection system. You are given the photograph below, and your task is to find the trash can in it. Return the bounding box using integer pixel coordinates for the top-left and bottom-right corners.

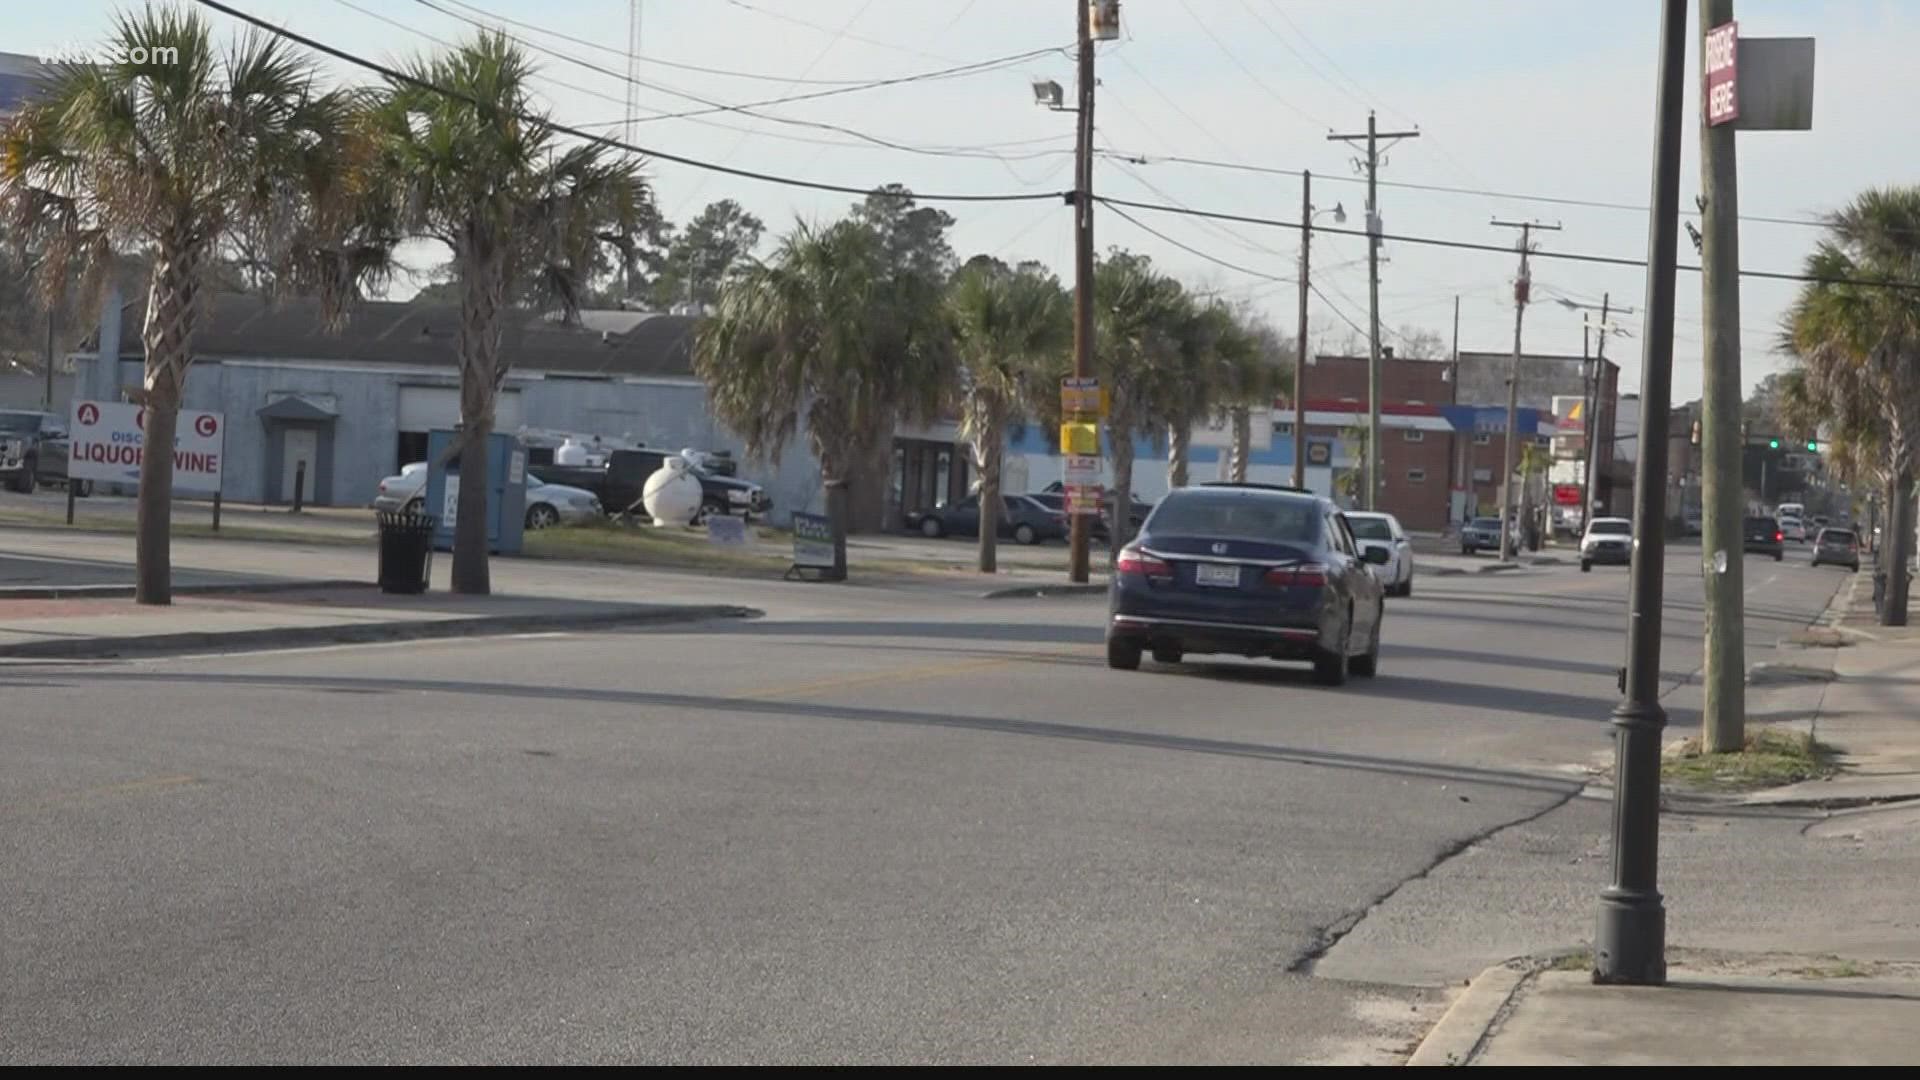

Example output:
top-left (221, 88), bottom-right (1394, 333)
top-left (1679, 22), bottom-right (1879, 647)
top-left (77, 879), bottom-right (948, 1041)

top-left (377, 510), bottom-right (436, 594)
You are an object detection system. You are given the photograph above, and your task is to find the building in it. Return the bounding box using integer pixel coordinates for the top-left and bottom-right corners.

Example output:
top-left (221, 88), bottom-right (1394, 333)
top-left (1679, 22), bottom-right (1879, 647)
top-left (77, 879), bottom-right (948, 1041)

top-left (1456, 349), bottom-right (1622, 518)
top-left (0, 52), bottom-right (52, 119)
top-left (73, 290), bottom-right (824, 520)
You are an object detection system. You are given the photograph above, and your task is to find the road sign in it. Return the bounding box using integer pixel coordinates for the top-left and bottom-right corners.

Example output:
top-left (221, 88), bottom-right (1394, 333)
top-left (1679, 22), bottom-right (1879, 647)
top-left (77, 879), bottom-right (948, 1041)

top-left (68, 399), bottom-right (225, 494)
top-left (1064, 484), bottom-right (1103, 517)
top-left (1064, 454), bottom-right (1102, 487)
top-left (791, 512), bottom-right (836, 569)
top-left (1059, 420), bottom-right (1100, 456)
top-left (1705, 20), bottom-right (1739, 126)
top-left (1061, 376), bottom-right (1104, 417)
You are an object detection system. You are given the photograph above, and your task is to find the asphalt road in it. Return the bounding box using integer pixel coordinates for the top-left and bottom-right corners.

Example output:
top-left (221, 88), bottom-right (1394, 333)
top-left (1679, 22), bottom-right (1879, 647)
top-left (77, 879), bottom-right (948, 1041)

top-left (0, 546), bottom-right (1855, 1063)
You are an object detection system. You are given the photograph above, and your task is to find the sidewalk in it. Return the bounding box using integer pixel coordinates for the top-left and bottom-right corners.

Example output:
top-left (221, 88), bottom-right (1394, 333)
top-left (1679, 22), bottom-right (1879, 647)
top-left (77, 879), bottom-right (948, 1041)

top-left (1411, 952), bottom-right (1920, 1066)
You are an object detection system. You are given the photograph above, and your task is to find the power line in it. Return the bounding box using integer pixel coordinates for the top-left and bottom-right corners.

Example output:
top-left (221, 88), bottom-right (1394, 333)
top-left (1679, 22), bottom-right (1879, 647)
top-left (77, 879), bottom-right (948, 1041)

top-left (1174, 0), bottom-right (1326, 130)
top-left (1310, 282), bottom-right (1373, 342)
top-left (1237, 0), bottom-right (1369, 112)
top-left (1103, 202), bottom-right (1294, 285)
top-left (193, 0), bottom-right (1068, 205)
top-left (722, 0), bottom-right (965, 65)
top-left (1093, 193), bottom-right (1920, 293)
top-left (1098, 148), bottom-right (1828, 229)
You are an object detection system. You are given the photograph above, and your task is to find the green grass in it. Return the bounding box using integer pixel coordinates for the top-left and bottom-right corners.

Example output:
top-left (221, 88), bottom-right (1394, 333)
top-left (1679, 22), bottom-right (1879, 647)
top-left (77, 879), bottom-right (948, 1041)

top-left (1793, 958), bottom-right (1873, 979)
top-left (0, 508), bottom-right (371, 546)
top-left (1547, 949), bottom-right (1593, 972)
top-left (1662, 727), bottom-right (1837, 791)
top-left (520, 519), bottom-right (796, 574)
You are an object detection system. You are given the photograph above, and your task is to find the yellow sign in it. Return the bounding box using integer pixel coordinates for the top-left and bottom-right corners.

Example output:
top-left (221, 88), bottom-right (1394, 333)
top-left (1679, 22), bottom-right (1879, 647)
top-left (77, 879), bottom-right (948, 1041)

top-left (1061, 376), bottom-right (1106, 419)
top-left (1059, 421), bottom-right (1100, 456)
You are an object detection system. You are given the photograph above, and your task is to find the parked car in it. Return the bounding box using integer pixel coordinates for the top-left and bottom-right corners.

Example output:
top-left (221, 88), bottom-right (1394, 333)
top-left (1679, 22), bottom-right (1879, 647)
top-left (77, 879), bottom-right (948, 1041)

top-left (541, 448), bottom-right (770, 522)
top-left (0, 409), bottom-right (87, 495)
top-left (1344, 510), bottom-right (1415, 598)
top-left (1811, 526), bottom-right (1861, 572)
top-left (1780, 516), bottom-right (1808, 543)
top-left (1579, 517), bottom-right (1633, 572)
top-left (1459, 516), bottom-right (1503, 555)
top-left (905, 493), bottom-right (1068, 545)
top-left (1040, 481), bottom-right (1152, 540)
top-left (1024, 491), bottom-right (1107, 541)
top-left (1106, 481), bottom-right (1389, 686)
top-left (1743, 515), bottom-right (1785, 561)
top-left (368, 462), bottom-right (602, 529)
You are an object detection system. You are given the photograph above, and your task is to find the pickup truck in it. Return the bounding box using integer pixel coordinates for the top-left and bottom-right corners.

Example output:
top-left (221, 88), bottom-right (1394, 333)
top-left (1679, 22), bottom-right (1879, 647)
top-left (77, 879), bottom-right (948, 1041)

top-left (538, 448), bottom-right (770, 522)
top-left (0, 409), bottom-right (89, 496)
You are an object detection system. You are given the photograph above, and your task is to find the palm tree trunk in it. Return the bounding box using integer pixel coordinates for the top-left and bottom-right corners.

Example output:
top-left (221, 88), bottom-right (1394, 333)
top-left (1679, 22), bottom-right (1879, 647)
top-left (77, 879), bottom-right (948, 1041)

top-left (1230, 407), bottom-right (1252, 482)
top-left (1886, 464), bottom-right (1914, 627)
top-left (974, 414), bottom-right (1004, 574)
top-left (1168, 423), bottom-right (1191, 490)
top-left (1110, 430), bottom-right (1136, 562)
top-left (133, 241), bottom-right (205, 606)
top-left (451, 248), bottom-right (506, 596)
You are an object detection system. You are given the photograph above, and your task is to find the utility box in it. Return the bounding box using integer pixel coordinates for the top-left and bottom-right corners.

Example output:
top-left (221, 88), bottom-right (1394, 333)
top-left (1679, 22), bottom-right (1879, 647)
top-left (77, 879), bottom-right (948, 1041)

top-left (424, 429), bottom-right (527, 555)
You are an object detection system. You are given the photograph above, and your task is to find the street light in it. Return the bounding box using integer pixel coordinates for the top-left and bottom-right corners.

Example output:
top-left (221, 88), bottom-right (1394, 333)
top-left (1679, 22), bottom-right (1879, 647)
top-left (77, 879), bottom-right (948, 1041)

top-left (1031, 78), bottom-right (1068, 111)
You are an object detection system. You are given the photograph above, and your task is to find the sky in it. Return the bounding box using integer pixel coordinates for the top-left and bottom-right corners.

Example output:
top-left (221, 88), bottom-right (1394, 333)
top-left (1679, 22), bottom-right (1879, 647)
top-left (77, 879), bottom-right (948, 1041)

top-left (17, 0), bottom-right (1917, 405)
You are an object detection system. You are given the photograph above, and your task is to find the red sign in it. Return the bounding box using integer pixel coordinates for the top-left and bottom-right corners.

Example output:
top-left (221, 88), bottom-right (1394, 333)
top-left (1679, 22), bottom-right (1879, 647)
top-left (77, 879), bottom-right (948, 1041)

top-left (76, 402), bottom-right (100, 426)
top-left (195, 414), bottom-right (219, 438)
top-left (1705, 20), bottom-right (1739, 126)
top-left (1553, 484), bottom-right (1583, 507)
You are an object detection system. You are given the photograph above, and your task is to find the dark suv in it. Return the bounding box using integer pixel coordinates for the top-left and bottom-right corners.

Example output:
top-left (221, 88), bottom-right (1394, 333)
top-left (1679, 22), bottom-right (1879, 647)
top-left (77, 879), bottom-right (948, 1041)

top-left (1743, 516), bottom-right (1784, 561)
top-left (1106, 482), bottom-right (1389, 686)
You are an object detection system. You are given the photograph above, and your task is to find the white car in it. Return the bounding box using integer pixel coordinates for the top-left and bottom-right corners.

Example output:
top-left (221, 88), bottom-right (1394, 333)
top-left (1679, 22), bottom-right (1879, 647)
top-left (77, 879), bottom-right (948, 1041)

top-left (1780, 517), bottom-right (1808, 543)
top-left (1580, 517), bottom-right (1634, 571)
top-left (1344, 510), bottom-right (1415, 597)
top-left (370, 462), bottom-right (602, 529)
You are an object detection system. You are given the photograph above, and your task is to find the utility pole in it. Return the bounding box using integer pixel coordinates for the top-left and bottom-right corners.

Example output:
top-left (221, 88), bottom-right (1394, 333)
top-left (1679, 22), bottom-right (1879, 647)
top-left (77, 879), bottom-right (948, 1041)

top-left (1065, 0), bottom-right (1097, 583)
top-left (1596, 0), bottom-right (1688, 989)
top-left (1451, 296), bottom-right (1464, 526)
top-left (1699, 0), bottom-right (1746, 752)
top-left (1293, 171), bottom-right (1312, 491)
top-left (1492, 219), bottom-right (1561, 561)
top-left (1586, 294), bottom-right (1612, 527)
top-left (1329, 112), bottom-right (1418, 510)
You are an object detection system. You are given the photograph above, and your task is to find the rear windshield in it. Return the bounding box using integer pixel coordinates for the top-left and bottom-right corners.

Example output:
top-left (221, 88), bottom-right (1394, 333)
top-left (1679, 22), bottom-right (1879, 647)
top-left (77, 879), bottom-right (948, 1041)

top-left (1471, 518), bottom-right (1501, 530)
top-left (1346, 516), bottom-right (1393, 540)
top-left (1147, 493), bottom-right (1321, 543)
top-left (1745, 517), bottom-right (1777, 530)
top-left (1822, 529), bottom-right (1856, 542)
top-left (1589, 520), bottom-right (1631, 535)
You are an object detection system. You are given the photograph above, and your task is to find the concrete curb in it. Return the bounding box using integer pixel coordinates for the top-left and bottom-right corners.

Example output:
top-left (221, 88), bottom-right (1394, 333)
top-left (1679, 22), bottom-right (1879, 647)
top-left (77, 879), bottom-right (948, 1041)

top-left (1479, 562), bottom-right (1524, 574)
top-left (981, 583), bottom-right (1108, 599)
top-left (1430, 567), bottom-right (1469, 577)
top-left (1405, 963), bottom-right (1531, 1066)
top-left (0, 578), bottom-right (368, 600)
top-left (0, 604), bottom-right (761, 660)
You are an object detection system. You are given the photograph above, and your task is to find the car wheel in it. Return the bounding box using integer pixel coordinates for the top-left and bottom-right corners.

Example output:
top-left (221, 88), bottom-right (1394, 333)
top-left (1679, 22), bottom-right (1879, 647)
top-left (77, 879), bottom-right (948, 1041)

top-left (525, 503), bottom-right (560, 530)
top-left (1107, 636), bottom-right (1143, 671)
top-left (1014, 523), bottom-right (1038, 546)
top-left (1151, 642), bottom-right (1183, 665)
top-left (920, 516), bottom-right (945, 538)
top-left (1774, 551), bottom-right (1783, 562)
top-left (1313, 646), bottom-right (1350, 686)
top-left (13, 461), bottom-right (34, 494)
top-left (1581, 559), bottom-right (1592, 573)
top-left (1460, 546), bottom-right (1473, 556)
top-left (1350, 616), bottom-right (1381, 678)
top-left (403, 497), bottom-right (424, 515)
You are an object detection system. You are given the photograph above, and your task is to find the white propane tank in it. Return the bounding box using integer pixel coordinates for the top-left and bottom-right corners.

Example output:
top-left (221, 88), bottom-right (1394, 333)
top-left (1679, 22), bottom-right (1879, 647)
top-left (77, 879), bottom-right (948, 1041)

top-left (642, 454), bottom-right (704, 526)
top-left (555, 437), bottom-right (588, 466)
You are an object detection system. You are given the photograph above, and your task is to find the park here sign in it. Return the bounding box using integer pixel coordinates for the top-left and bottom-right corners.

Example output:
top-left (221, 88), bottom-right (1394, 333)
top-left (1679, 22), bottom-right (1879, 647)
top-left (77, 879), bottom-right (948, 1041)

top-left (68, 399), bottom-right (226, 494)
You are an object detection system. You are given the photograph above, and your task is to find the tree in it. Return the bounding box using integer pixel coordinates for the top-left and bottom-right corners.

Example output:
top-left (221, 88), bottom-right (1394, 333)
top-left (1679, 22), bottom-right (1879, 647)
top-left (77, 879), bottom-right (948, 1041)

top-left (366, 32), bottom-right (652, 595)
top-left (948, 259), bottom-right (1071, 573)
top-left (651, 199), bottom-right (762, 311)
top-left (853, 183), bottom-right (955, 281)
top-left (1092, 250), bottom-right (1189, 554)
top-left (695, 218), bottom-right (953, 577)
top-left (1222, 319), bottom-right (1294, 483)
top-left (1393, 325), bottom-right (1449, 361)
top-left (1163, 300), bottom-right (1249, 491)
top-left (1782, 186), bottom-right (1920, 626)
top-left (1, 7), bottom-right (383, 604)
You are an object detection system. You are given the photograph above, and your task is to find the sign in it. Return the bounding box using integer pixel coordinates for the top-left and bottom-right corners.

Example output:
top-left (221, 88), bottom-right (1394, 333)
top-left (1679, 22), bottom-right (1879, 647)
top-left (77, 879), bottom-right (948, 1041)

top-left (442, 475), bottom-right (460, 522)
top-left (706, 514), bottom-right (748, 547)
top-left (1553, 483), bottom-right (1584, 507)
top-left (1306, 439), bottom-right (1333, 467)
top-left (1063, 454), bottom-right (1102, 487)
top-left (1060, 376), bottom-right (1104, 417)
top-left (1059, 421), bottom-right (1100, 456)
top-left (791, 512), bottom-right (836, 569)
top-left (68, 399), bottom-right (225, 494)
top-left (1064, 484), bottom-right (1103, 517)
top-left (1733, 37), bottom-right (1815, 132)
top-left (1705, 20), bottom-right (1739, 126)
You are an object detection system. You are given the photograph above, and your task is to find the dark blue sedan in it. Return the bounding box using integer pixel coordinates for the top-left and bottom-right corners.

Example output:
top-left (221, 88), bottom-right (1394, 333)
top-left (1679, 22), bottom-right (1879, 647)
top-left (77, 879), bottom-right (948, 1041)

top-left (1106, 483), bottom-right (1389, 686)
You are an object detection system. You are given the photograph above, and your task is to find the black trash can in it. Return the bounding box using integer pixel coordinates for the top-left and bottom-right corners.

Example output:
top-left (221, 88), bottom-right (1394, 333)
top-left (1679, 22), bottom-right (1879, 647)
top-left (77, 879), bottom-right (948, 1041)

top-left (377, 510), bottom-right (436, 594)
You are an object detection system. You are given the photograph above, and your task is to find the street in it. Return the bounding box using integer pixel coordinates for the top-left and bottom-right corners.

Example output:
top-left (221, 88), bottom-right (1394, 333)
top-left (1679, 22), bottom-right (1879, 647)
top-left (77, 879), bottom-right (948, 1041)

top-left (0, 546), bottom-right (1871, 1064)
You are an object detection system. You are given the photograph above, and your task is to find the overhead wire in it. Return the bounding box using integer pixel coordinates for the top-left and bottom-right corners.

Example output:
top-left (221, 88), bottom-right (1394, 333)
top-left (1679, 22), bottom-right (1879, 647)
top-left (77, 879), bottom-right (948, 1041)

top-left (1174, 0), bottom-right (1327, 130)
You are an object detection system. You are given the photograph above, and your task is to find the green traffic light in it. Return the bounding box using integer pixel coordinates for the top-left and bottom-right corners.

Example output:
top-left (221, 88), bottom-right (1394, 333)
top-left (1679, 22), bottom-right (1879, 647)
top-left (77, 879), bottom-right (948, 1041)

top-left (1768, 438), bottom-right (1780, 449)
top-left (1807, 441), bottom-right (1819, 452)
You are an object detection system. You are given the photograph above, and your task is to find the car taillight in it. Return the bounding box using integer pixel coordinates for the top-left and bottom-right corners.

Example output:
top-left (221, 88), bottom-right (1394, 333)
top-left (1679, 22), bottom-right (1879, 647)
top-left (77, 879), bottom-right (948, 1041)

top-left (1775, 531), bottom-right (1783, 542)
top-left (1265, 563), bottom-right (1328, 587)
top-left (1117, 550), bottom-right (1172, 578)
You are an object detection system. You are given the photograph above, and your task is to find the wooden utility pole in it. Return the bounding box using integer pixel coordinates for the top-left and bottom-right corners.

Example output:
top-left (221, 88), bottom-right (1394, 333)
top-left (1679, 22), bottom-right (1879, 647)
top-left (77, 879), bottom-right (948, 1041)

top-left (1700, 0), bottom-right (1746, 751)
top-left (1293, 171), bottom-right (1312, 490)
top-left (1329, 113), bottom-right (1418, 510)
top-left (1492, 219), bottom-right (1561, 561)
top-left (1066, 0), bottom-right (1097, 583)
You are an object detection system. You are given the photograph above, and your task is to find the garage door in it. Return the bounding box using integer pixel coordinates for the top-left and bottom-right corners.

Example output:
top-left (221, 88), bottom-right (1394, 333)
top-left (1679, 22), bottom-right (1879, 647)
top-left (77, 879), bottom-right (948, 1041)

top-left (397, 385), bottom-right (522, 432)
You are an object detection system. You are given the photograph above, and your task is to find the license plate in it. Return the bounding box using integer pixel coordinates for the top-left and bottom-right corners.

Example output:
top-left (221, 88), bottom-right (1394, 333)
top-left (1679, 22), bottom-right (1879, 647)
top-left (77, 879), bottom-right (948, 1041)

top-left (1195, 563), bottom-right (1241, 588)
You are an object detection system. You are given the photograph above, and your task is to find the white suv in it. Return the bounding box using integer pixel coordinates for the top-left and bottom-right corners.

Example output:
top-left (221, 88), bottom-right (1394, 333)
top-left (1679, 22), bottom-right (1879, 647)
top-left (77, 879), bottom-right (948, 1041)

top-left (1344, 511), bottom-right (1415, 597)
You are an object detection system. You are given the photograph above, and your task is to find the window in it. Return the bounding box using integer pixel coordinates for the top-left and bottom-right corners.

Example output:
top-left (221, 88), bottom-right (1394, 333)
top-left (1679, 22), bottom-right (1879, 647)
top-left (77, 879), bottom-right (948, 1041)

top-left (1273, 421), bottom-right (1293, 436)
top-left (1474, 432), bottom-right (1492, 445)
top-left (1472, 467), bottom-right (1493, 484)
top-left (1147, 491), bottom-right (1320, 543)
top-left (1406, 468), bottom-right (1427, 484)
top-left (1403, 429), bottom-right (1425, 443)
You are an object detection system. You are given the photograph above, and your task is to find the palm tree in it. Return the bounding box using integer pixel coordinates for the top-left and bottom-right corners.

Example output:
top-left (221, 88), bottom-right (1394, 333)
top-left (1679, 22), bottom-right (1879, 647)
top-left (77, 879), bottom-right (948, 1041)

top-left (365, 33), bottom-right (652, 594)
top-left (1161, 300), bottom-right (1237, 491)
top-left (696, 218), bottom-right (953, 578)
top-left (1221, 321), bottom-right (1294, 483)
top-left (0, 7), bottom-right (378, 605)
top-left (1782, 186), bottom-right (1920, 625)
top-left (1092, 251), bottom-right (1188, 556)
top-left (948, 260), bottom-right (1070, 573)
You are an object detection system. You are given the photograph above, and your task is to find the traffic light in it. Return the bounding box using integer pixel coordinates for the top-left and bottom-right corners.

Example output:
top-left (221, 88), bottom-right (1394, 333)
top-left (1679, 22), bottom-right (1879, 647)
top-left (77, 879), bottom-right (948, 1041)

top-left (1806, 440), bottom-right (1819, 452)
top-left (1768, 438), bottom-right (1780, 449)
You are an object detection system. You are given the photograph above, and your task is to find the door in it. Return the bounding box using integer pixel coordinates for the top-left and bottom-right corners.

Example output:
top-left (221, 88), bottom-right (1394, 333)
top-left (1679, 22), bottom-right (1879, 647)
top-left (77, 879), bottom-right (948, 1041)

top-left (282, 427), bottom-right (318, 504)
